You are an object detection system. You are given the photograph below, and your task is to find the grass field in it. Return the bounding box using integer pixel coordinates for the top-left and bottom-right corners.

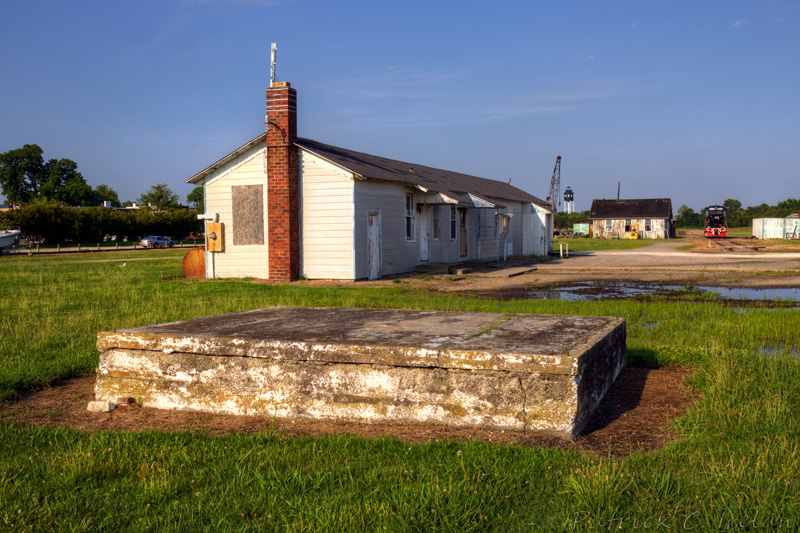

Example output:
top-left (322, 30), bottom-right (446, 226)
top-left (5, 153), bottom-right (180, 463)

top-left (1, 254), bottom-right (799, 531)
top-left (553, 239), bottom-right (655, 252)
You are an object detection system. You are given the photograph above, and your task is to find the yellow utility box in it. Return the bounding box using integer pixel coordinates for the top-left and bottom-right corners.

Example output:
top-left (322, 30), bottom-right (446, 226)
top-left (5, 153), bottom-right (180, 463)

top-left (206, 222), bottom-right (224, 252)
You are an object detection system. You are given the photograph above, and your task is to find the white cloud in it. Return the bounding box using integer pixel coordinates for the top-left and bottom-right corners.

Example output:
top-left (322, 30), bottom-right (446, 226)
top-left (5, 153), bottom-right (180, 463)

top-left (729, 19), bottom-right (747, 29)
top-left (631, 22), bottom-right (640, 29)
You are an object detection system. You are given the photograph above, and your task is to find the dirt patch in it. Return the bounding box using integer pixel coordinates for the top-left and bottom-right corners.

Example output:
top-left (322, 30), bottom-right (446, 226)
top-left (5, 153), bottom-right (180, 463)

top-left (0, 366), bottom-right (694, 456)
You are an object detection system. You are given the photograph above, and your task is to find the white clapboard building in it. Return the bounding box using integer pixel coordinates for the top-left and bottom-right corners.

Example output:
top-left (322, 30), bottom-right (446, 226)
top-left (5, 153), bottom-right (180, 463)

top-left (187, 80), bottom-right (553, 281)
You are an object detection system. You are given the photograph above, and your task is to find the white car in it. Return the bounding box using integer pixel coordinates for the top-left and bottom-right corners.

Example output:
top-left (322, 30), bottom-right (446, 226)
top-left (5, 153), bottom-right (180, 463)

top-left (139, 236), bottom-right (174, 248)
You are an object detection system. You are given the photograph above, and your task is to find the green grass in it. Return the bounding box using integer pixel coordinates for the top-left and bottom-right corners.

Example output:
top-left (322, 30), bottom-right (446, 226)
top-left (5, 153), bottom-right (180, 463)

top-left (554, 239), bottom-right (655, 252)
top-left (1, 255), bottom-right (799, 531)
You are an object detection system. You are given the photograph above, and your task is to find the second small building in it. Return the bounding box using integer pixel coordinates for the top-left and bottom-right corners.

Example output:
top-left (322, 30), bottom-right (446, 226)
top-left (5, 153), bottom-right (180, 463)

top-left (590, 198), bottom-right (675, 239)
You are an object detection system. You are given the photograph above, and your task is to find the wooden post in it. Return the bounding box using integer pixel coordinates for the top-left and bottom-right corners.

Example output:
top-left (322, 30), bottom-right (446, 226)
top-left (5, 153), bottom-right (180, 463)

top-left (116, 243), bottom-right (119, 250)
top-left (77, 243), bottom-right (81, 251)
top-left (57, 244), bottom-right (61, 252)
top-left (97, 243), bottom-right (101, 251)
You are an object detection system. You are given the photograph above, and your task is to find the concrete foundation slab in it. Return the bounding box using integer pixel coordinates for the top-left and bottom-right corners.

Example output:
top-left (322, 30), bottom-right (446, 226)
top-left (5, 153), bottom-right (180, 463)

top-left (95, 307), bottom-right (625, 439)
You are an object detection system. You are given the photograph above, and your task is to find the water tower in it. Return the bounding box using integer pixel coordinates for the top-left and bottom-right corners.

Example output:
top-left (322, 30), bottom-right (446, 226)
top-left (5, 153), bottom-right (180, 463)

top-left (564, 187), bottom-right (575, 214)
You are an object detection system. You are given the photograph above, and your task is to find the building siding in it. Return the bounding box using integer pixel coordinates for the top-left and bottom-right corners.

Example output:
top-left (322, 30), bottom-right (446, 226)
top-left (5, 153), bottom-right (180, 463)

top-left (353, 180), bottom-right (419, 278)
top-left (299, 153), bottom-right (355, 279)
top-left (426, 205), bottom-right (464, 265)
top-left (204, 149), bottom-right (269, 278)
top-left (522, 203), bottom-right (551, 256)
top-left (592, 218), bottom-right (670, 239)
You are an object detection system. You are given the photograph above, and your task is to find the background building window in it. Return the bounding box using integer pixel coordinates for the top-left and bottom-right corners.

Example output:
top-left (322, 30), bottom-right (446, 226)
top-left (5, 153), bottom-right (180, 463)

top-left (605, 219), bottom-right (613, 232)
top-left (405, 194), bottom-right (415, 241)
top-left (450, 206), bottom-right (457, 239)
top-left (433, 205), bottom-right (440, 241)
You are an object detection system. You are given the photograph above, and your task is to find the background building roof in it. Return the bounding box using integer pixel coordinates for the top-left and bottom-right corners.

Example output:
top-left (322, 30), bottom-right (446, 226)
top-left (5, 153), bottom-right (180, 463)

top-left (590, 198), bottom-right (673, 219)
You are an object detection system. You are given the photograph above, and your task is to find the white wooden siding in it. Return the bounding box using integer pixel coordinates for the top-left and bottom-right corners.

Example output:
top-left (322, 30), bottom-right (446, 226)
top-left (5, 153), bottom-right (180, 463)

top-left (299, 153), bottom-right (355, 279)
top-left (354, 181), bottom-right (423, 278)
top-left (204, 149), bottom-right (269, 278)
top-left (522, 204), bottom-right (551, 256)
top-left (592, 218), bottom-right (670, 239)
top-left (426, 205), bottom-right (462, 264)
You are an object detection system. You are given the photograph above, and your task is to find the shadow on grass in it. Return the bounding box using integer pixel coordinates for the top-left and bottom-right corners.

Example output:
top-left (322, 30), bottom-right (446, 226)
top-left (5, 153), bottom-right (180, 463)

top-left (580, 349), bottom-right (662, 436)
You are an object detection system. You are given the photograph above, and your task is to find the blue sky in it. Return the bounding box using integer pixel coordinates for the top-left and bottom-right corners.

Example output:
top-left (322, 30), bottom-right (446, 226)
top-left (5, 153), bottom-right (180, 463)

top-left (1, 0), bottom-right (798, 212)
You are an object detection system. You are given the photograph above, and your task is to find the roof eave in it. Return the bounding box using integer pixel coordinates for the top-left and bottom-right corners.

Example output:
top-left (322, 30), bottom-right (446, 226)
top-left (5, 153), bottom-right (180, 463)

top-left (186, 133), bottom-right (267, 184)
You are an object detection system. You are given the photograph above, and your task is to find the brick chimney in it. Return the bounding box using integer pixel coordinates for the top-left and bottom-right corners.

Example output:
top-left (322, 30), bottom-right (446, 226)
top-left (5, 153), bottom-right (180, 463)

top-left (266, 81), bottom-right (299, 281)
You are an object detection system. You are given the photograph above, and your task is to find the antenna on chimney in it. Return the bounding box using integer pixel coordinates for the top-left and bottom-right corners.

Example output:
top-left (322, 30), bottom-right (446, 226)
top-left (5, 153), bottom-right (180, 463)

top-left (270, 43), bottom-right (278, 85)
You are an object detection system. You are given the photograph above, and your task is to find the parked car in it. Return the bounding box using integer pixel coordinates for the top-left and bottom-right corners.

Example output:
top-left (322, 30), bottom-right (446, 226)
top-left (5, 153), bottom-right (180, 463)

top-left (140, 236), bottom-right (174, 248)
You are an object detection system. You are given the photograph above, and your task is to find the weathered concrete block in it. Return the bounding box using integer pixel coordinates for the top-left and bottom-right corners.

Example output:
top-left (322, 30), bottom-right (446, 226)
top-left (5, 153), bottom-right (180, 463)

top-left (95, 307), bottom-right (625, 439)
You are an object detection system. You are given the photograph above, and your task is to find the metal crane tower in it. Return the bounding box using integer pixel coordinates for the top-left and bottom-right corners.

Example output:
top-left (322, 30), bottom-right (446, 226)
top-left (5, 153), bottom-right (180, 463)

top-left (546, 156), bottom-right (562, 213)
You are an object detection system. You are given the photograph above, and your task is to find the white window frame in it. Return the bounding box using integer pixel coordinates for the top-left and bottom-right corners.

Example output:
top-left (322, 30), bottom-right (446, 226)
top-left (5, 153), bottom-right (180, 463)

top-left (605, 219), bottom-right (613, 232)
top-left (645, 219), bottom-right (652, 232)
top-left (405, 194), bottom-right (415, 241)
top-left (433, 205), bottom-right (440, 241)
top-left (450, 206), bottom-right (457, 240)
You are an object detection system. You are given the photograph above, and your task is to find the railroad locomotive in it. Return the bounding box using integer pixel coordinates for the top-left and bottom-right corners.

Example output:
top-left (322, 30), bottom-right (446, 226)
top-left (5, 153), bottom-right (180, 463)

top-left (704, 205), bottom-right (728, 237)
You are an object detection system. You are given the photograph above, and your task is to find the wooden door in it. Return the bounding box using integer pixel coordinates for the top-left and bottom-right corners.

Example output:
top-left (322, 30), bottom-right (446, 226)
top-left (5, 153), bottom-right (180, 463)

top-left (368, 211), bottom-right (381, 280)
top-left (459, 208), bottom-right (467, 257)
top-left (419, 206), bottom-right (430, 262)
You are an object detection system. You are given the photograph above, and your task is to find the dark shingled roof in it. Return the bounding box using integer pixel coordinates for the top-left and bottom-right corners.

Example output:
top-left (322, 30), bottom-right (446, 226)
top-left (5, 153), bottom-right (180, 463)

top-left (186, 134), bottom-right (549, 209)
top-left (296, 138), bottom-right (549, 207)
top-left (590, 199), bottom-right (673, 219)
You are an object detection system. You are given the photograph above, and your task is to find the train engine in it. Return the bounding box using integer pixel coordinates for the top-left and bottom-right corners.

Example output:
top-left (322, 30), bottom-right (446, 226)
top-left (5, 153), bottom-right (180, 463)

top-left (704, 205), bottom-right (728, 237)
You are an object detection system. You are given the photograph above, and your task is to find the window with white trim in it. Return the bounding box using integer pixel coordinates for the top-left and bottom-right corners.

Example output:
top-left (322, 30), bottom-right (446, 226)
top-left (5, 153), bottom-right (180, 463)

top-left (450, 206), bottom-right (457, 239)
top-left (433, 205), bottom-right (440, 241)
top-left (605, 219), bottom-right (613, 232)
top-left (645, 219), bottom-right (652, 232)
top-left (405, 194), bottom-right (415, 241)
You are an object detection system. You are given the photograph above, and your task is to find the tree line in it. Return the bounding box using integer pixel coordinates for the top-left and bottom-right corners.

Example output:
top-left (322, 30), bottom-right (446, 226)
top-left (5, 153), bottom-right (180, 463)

top-left (0, 203), bottom-right (202, 243)
top-left (1, 144), bottom-right (204, 210)
top-left (0, 144), bottom-right (206, 242)
top-left (675, 198), bottom-right (800, 228)
top-left (553, 198), bottom-right (800, 230)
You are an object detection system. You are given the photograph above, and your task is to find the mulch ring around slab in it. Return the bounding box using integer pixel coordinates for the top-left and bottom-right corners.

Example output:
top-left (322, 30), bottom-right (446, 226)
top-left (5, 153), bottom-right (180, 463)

top-left (0, 366), bottom-right (695, 456)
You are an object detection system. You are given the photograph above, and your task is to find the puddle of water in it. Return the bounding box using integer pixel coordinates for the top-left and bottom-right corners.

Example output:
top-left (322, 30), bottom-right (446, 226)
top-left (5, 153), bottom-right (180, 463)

top-left (701, 286), bottom-right (800, 301)
top-left (759, 343), bottom-right (799, 358)
top-left (527, 281), bottom-right (799, 305)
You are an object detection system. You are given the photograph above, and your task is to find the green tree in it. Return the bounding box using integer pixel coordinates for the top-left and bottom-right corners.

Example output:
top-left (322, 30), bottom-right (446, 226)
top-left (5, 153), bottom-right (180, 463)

top-left (553, 210), bottom-right (590, 230)
top-left (0, 144), bottom-right (97, 206)
top-left (138, 183), bottom-right (180, 212)
top-left (95, 184), bottom-right (121, 207)
top-left (675, 204), bottom-right (702, 228)
top-left (187, 185), bottom-right (204, 210)
top-left (0, 144), bottom-right (46, 203)
top-left (723, 199), bottom-right (745, 227)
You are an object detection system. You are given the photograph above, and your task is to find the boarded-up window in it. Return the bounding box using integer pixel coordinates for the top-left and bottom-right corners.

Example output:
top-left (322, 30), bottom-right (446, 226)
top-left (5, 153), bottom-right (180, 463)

top-left (232, 185), bottom-right (265, 246)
